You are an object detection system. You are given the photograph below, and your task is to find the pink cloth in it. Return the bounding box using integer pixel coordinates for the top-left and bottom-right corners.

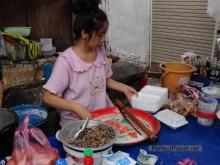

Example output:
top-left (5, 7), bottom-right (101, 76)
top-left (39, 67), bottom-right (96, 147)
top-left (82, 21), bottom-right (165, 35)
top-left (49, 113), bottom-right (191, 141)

top-left (43, 47), bottom-right (113, 127)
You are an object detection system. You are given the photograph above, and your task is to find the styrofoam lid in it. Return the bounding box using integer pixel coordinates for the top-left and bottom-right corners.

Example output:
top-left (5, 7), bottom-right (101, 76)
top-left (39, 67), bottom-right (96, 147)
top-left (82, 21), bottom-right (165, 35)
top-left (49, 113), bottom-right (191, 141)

top-left (154, 109), bottom-right (188, 129)
top-left (137, 93), bottom-right (161, 103)
top-left (141, 85), bottom-right (168, 93)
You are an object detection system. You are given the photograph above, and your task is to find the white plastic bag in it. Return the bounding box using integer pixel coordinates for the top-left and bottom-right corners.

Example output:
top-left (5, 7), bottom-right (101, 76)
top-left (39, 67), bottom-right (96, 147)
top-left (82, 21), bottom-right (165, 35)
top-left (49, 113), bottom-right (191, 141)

top-left (181, 51), bottom-right (197, 64)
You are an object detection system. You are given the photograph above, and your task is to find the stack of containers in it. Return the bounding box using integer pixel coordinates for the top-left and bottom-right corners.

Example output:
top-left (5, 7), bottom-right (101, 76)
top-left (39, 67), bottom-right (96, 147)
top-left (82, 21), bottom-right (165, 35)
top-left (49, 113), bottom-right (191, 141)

top-left (131, 85), bottom-right (168, 113)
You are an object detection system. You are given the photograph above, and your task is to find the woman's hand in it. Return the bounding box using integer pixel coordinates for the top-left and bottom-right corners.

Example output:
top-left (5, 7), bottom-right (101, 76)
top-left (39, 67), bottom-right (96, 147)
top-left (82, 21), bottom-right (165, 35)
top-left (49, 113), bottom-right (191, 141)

top-left (43, 90), bottom-right (91, 120)
top-left (106, 78), bottom-right (137, 101)
top-left (76, 104), bottom-right (92, 120)
top-left (122, 84), bottom-right (137, 101)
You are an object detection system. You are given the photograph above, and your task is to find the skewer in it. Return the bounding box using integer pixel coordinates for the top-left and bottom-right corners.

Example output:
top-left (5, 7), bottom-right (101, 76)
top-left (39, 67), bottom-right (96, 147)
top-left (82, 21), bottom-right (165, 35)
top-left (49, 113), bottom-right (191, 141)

top-left (117, 107), bottom-right (142, 135)
top-left (115, 99), bottom-right (158, 141)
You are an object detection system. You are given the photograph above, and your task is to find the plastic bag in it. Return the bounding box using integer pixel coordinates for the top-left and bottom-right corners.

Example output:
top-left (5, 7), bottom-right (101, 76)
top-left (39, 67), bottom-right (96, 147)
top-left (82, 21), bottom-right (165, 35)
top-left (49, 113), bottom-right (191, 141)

top-left (7, 116), bottom-right (59, 165)
top-left (181, 51), bottom-right (197, 64)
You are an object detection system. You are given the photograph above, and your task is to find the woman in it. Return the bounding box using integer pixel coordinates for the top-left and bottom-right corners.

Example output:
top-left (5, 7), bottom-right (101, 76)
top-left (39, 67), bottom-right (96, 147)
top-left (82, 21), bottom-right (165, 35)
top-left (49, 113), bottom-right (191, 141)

top-left (42, 0), bottom-right (137, 127)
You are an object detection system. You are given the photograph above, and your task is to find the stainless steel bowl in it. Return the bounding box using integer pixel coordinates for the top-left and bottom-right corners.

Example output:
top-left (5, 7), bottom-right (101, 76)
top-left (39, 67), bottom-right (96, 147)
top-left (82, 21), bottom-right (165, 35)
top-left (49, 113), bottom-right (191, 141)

top-left (58, 119), bottom-right (117, 152)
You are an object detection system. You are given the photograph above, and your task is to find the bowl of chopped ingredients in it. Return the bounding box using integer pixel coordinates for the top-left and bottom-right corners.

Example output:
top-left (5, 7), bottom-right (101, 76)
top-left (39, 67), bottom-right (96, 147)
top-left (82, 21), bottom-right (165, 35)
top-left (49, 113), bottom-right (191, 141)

top-left (58, 119), bottom-right (117, 152)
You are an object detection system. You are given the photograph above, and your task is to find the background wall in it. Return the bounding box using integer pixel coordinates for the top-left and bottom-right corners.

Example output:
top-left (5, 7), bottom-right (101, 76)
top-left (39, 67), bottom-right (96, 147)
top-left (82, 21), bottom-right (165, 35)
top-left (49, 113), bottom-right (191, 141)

top-left (0, 0), bottom-right (151, 67)
top-left (151, 0), bottom-right (216, 63)
top-left (102, 0), bottom-right (151, 68)
top-left (0, 0), bottom-right (72, 52)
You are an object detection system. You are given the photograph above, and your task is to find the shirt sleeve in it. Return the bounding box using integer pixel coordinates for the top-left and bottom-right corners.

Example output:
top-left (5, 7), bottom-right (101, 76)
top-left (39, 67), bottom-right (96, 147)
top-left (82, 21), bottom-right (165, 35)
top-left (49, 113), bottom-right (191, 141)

top-left (99, 48), bottom-right (113, 78)
top-left (105, 59), bottom-right (113, 78)
top-left (43, 56), bottom-right (70, 97)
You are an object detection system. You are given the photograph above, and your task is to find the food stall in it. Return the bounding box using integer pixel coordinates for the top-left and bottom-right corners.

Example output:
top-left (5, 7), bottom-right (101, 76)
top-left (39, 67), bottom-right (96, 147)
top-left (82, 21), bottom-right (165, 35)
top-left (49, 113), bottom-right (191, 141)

top-left (1, 0), bottom-right (220, 165)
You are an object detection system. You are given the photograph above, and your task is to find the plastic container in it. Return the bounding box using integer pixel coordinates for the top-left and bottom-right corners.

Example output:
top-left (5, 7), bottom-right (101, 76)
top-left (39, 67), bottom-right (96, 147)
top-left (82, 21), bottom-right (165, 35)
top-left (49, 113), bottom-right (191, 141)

top-left (141, 85), bottom-right (168, 105)
top-left (197, 96), bottom-right (217, 126)
top-left (137, 149), bottom-right (158, 165)
top-left (102, 151), bottom-right (136, 165)
top-left (40, 38), bottom-right (53, 51)
top-left (160, 62), bottom-right (195, 92)
top-left (3, 27), bottom-right (31, 37)
top-left (4, 41), bottom-right (26, 62)
top-left (201, 86), bottom-right (220, 112)
top-left (154, 109), bottom-right (188, 129)
top-left (42, 46), bottom-right (56, 56)
top-left (55, 159), bottom-right (67, 165)
top-left (131, 85), bottom-right (168, 113)
top-left (63, 145), bottom-right (112, 165)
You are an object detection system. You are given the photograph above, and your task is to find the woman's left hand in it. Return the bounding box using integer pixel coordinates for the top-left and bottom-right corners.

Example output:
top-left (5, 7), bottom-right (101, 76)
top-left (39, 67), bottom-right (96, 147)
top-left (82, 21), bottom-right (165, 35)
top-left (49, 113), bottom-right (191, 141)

top-left (122, 85), bottom-right (137, 101)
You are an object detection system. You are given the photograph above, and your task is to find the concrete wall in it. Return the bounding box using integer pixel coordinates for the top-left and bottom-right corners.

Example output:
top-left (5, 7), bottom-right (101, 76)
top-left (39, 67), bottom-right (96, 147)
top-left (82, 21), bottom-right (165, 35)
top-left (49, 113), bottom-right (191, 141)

top-left (103, 0), bottom-right (151, 67)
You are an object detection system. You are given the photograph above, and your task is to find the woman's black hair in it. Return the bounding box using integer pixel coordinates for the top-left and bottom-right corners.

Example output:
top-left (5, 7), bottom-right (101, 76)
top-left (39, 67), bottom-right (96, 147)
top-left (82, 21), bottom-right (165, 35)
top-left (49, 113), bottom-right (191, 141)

top-left (72, 0), bottom-right (108, 42)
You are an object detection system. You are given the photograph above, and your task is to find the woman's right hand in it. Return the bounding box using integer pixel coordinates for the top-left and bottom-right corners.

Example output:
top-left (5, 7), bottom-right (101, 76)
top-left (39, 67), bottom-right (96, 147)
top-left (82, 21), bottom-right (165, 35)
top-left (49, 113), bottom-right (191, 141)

top-left (76, 104), bottom-right (92, 120)
top-left (43, 90), bottom-right (91, 119)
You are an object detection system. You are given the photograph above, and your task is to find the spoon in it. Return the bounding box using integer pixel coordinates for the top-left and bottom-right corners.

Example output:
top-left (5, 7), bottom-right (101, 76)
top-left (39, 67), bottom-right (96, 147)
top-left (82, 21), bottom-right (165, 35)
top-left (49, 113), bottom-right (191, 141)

top-left (74, 118), bottom-right (89, 139)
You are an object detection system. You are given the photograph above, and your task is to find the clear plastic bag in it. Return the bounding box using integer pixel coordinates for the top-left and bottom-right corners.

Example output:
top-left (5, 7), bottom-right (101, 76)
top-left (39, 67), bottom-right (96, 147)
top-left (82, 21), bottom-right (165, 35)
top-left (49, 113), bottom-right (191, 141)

top-left (7, 116), bottom-right (59, 165)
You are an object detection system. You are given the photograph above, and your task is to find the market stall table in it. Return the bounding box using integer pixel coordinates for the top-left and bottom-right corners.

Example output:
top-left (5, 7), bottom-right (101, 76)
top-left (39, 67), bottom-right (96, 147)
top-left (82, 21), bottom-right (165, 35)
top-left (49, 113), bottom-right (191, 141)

top-left (48, 116), bottom-right (220, 165)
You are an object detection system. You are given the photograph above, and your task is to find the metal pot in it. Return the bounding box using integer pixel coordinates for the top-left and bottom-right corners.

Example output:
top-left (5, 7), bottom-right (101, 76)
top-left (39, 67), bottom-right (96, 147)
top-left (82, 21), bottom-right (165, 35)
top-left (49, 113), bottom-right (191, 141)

top-left (58, 119), bottom-right (117, 153)
top-left (0, 108), bottom-right (18, 157)
top-left (4, 41), bottom-right (26, 62)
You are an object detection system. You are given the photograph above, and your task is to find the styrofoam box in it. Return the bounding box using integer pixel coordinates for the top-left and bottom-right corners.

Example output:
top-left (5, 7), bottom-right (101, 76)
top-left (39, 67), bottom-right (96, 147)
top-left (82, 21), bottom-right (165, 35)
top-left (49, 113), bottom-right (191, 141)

top-left (131, 85), bottom-right (168, 113)
top-left (154, 109), bottom-right (188, 129)
top-left (141, 85), bottom-right (168, 105)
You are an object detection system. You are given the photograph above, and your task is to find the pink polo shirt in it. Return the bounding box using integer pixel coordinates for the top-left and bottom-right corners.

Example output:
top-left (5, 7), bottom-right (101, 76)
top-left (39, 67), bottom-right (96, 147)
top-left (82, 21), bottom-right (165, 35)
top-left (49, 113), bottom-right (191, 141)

top-left (43, 47), bottom-right (113, 127)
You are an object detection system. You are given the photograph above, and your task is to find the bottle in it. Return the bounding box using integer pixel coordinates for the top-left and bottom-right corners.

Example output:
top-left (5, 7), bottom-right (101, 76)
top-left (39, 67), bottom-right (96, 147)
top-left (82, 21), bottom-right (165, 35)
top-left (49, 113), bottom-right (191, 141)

top-left (83, 148), bottom-right (94, 165)
top-left (55, 158), bottom-right (67, 165)
top-left (192, 56), bottom-right (201, 76)
top-left (206, 58), bottom-right (211, 78)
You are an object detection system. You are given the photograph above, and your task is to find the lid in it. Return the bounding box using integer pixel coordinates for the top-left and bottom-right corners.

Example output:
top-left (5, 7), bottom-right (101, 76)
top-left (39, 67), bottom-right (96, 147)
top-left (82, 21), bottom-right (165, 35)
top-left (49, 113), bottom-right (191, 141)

top-left (84, 148), bottom-right (93, 156)
top-left (55, 159), bottom-right (67, 165)
top-left (154, 109), bottom-right (188, 129)
top-left (0, 108), bottom-right (18, 132)
top-left (201, 86), bottom-right (220, 98)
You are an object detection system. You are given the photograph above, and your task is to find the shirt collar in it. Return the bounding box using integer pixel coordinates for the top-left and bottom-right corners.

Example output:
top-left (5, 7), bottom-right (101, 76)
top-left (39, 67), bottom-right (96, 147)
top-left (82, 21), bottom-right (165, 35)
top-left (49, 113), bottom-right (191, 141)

top-left (61, 47), bottom-right (106, 72)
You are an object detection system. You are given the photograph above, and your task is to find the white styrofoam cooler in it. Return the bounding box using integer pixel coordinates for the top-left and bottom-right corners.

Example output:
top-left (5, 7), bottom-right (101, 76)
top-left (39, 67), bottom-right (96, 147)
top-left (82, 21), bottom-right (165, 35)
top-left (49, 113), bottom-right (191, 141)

top-left (131, 85), bottom-right (168, 113)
